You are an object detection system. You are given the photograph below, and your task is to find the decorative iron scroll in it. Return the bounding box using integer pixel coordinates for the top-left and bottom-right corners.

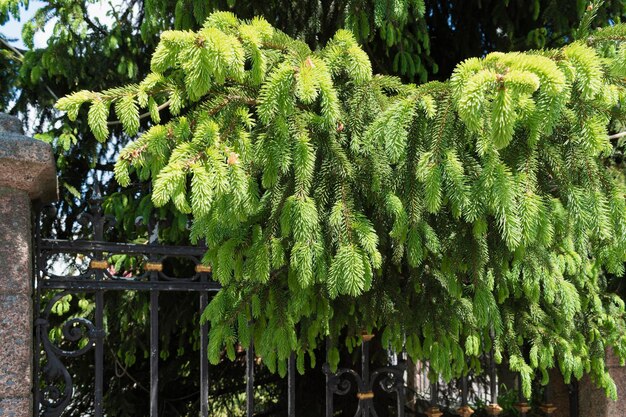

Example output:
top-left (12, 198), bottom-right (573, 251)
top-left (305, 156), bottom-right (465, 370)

top-left (323, 334), bottom-right (407, 417)
top-left (35, 291), bottom-right (100, 417)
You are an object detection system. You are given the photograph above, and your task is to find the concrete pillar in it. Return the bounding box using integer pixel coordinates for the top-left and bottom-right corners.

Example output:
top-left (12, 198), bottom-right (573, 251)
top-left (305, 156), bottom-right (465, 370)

top-left (0, 114), bottom-right (57, 416)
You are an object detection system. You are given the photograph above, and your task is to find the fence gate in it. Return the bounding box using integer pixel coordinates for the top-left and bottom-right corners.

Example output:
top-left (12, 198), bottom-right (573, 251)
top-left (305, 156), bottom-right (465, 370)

top-left (32, 187), bottom-right (410, 417)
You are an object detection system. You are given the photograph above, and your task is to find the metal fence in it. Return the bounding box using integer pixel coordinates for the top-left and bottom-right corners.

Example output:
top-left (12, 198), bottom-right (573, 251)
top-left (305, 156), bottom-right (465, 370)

top-left (34, 188), bottom-right (224, 417)
top-left (32, 187), bottom-right (565, 417)
top-left (33, 188), bottom-right (409, 416)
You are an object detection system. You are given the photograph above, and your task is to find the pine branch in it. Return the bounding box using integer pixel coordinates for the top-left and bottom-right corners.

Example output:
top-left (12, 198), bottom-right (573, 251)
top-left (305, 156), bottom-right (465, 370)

top-left (1, 38), bottom-right (59, 101)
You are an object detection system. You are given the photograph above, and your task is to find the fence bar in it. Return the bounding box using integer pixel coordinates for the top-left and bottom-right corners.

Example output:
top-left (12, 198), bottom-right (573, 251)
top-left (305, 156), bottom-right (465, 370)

top-left (362, 334), bottom-right (371, 417)
top-left (569, 381), bottom-right (579, 417)
top-left (461, 374), bottom-right (468, 405)
top-left (94, 240), bottom-right (105, 417)
top-left (325, 338), bottom-right (333, 417)
top-left (246, 330), bottom-right (255, 417)
top-left (150, 288), bottom-right (159, 417)
top-left (457, 374), bottom-right (474, 417)
top-left (540, 381), bottom-right (557, 415)
top-left (288, 352), bottom-right (296, 417)
top-left (430, 381), bottom-right (438, 406)
top-left (94, 288), bottom-right (104, 417)
top-left (486, 330), bottom-right (502, 416)
top-left (40, 278), bottom-right (221, 292)
top-left (199, 289), bottom-right (209, 417)
top-left (40, 238), bottom-right (207, 256)
top-left (425, 382), bottom-right (442, 417)
top-left (490, 351), bottom-right (497, 404)
top-left (396, 351), bottom-right (407, 417)
top-left (489, 328), bottom-right (497, 405)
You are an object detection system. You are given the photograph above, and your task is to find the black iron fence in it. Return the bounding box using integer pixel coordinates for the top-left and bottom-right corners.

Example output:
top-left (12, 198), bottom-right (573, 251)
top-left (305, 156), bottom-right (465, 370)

top-left (34, 188), bottom-right (223, 417)
top-left (32, 188), bottom-right (569, 417)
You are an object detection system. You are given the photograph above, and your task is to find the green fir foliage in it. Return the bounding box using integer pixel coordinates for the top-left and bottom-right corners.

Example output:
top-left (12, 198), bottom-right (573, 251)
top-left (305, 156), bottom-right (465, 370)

top-left (58, 12), bottom-right (626, 399)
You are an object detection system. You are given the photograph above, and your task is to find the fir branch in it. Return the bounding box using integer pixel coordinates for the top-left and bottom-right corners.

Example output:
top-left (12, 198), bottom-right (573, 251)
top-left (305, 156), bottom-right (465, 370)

top-left (58, 13), bottom-right (626, 396)
top-left (206, 95), bottom-right (258, 116)
top-left (1, 38), bottom-right (59, 101)
top-left (608, 131), bottom-right (626, 140)
top-left (107, 99), bottom-right (171, 126)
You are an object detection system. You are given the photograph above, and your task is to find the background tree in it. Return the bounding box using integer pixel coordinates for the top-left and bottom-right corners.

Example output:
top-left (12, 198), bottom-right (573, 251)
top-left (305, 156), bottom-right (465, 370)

top-left (3, 0), bottom-right (625, 239)
top-left (3, 1), bottom-right (626, 416)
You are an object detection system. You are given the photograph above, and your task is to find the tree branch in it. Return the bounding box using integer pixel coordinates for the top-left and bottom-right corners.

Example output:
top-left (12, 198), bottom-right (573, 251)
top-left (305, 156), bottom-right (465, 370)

top-left (107, 100), bottom-right (171, 126)
top-left (608, 131), bottom-right (626, 141)
top-left (0, 38), bottom-right (59, 101)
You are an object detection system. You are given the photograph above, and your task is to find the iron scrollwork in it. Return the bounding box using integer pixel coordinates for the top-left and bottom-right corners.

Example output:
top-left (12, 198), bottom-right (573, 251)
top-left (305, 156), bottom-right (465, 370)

top-left (324, 335), bottom-right (407, 417)
top-left (36, 292), bottom-right (100, 417)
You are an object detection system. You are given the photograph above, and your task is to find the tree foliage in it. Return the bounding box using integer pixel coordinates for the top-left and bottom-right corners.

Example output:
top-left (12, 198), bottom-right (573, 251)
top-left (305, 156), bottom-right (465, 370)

top-left (4, 0), bottom-right (626, 240)
top-left (58, 11), bottom-right (626, 398)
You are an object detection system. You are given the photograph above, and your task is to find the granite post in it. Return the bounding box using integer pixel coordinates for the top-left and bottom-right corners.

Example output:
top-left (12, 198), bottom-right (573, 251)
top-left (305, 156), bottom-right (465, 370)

top-left (0, 114), bottom-right (57, 416)
top-left (578, 349), bottom-right (626, 417)
top-left (546, 368), bottom-right (571, 417)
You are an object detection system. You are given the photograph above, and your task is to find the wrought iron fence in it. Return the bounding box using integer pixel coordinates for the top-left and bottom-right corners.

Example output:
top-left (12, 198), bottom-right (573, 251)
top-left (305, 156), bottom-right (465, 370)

top-left (32, 187), bottom-right (569, 417)
top-left (33, 188), bottom-right (406, 416)
top-left (411, 362), bottom-right (492, 409)
top-left (33, 188), bottom-right (224, 417)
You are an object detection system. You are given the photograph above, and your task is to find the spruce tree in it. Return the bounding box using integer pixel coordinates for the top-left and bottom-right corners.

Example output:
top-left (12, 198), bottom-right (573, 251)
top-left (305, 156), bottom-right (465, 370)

top-left (57, 11), bottom-right (626, 398)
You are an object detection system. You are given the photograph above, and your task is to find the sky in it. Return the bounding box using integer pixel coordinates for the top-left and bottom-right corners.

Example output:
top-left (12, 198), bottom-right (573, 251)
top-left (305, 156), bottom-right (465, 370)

top-left (0, 0), bottom-right (121, 135)
top-left (2, 0), bottom-right (44, 48)
top-left (1, 0), bottom-right (118, 49)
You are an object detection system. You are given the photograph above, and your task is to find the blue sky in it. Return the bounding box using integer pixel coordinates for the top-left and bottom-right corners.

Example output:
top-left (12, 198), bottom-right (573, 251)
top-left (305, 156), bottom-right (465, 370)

top-left (1, 0), bottom-right (44, 48)
top-left (2, 0), bottom-right (116, 49)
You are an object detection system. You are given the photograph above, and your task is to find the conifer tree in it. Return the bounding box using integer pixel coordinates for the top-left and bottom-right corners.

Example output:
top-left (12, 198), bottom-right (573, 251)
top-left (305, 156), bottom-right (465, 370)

top-left (57, 11), bottom-right (626, 398)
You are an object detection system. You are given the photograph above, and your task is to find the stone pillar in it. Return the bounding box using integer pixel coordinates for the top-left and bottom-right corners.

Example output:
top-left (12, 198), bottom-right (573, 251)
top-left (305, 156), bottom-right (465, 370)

top-left (579, 349), bottom-right (626, 417)
top-left (0, 114), bottom-right (57, 416)
top-left (546, 368), bottom-right (571, 417)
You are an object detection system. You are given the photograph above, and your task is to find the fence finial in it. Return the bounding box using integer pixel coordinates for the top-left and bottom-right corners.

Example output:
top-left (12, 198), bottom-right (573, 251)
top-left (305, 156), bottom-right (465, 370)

top-left (457, 405), bottom-right (474, 417)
